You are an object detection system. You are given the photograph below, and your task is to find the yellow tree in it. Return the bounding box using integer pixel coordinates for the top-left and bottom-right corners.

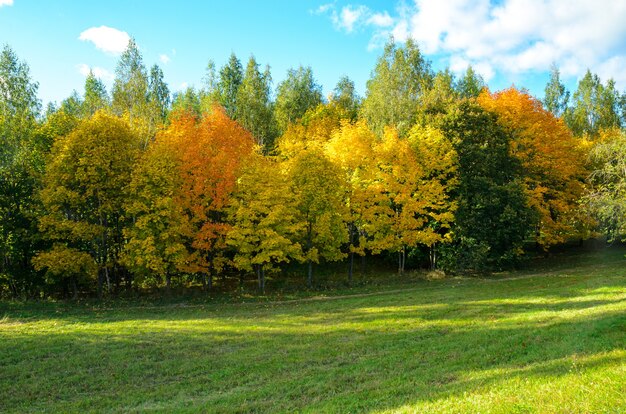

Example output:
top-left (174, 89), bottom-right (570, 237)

top-left (478, 88), bottom-right (588, 248)
top-left (122, 130), bottom-right (191, 291)
top-left (287, 147), bottom-right (348, 288)
top-left (37, 111), bottom-right (140, 296)
top-left (325, 120), bottom-right (386, 281)
top-left (226, 154), bottom-right (302, 292)
top-left (407, 124), bottom-right (458, 269)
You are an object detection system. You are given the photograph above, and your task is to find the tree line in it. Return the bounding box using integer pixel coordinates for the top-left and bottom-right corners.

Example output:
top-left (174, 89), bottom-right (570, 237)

top-left (1, 38), bottom-right (625, 298)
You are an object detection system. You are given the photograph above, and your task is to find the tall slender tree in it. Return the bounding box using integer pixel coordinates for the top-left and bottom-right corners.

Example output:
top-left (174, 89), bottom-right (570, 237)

top-left (235, 56), bottom-right (277, 152)
top-left (360, 38), bottom-right (433, 137)
top-left (275, 65), bottom-right (323, 133)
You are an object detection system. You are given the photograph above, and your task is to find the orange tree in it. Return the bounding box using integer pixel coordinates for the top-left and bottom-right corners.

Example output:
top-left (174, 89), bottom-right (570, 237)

top-left (478, 88), bottom-right (589, 248)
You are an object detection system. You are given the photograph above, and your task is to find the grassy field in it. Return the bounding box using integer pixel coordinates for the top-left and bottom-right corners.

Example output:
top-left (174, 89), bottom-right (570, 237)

top-left (1, 247), bottom-right (625, 413)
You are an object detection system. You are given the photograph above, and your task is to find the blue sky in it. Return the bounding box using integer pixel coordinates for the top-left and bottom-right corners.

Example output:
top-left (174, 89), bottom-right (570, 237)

top-left (2, 0), bottom-right (626, 106)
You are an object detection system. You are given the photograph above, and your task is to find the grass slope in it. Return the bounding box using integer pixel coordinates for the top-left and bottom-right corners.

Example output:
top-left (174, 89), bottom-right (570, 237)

top-left (1, 248), bottom-right (625, 413)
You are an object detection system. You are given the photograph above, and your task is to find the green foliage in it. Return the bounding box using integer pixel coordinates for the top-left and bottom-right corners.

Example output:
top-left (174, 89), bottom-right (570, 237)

top-left (217, 53), bottom-right (243, 118)
top-left (455, 66), bottom-right (485, 99)
top-left (442, 101), bottom-right (536, 269)
top-left (0, 45), bottom-right (43, 297)
top-left (275, 65), bottom-right (323, 133)
top-left (586, 130), bottom-right (626, 241)
top-left (543, 64), bottom-right (569, 118)
top-left (330, 76), bottom-right (360, 120)
top-left (360, 38), bottom-right (433, 137)
top-left (565, 70), bottom-right (622, 137)
top-left (148, 64), bottom-right (170, 123)
top-left (83, 70), bottom-right (109, 117)
top-left (235, 56), bottom-right (277, 152)
top-left (112, 39), bottom-right (148, 121)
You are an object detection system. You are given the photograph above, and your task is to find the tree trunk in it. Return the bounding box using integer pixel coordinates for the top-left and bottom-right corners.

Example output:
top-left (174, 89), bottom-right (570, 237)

top-left (260, 265), bottom-right (265, 294)
top-left (71, 276), bottom-right (78, 300)
top-left (429, 244), bottom-right (437, 270)
top-left (361, 254), bottom-right (366, 277)
top-left (165, 271), bottom-right (171, 295)
top-left (349, 251), bottom-right (354, 285)
top-left (97, 268), bottom-right (103, 299)
top-left (307, 260), bottom-right (313, 289)
top-left (207, 272), bottom-right (213, 290)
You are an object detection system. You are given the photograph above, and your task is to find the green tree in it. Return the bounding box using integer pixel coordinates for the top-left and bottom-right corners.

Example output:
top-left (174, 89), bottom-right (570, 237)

top-left (235, 56), bottom-right (277, 152)
top-left (442, 101), bottom-right (535, 270)
top-left (586, 131), bottom-right (626, 241)
top-left (360, 38), bottom-right (433, 137)
top-left (0, 45), bottom-right (42, 297)
top-left (38, 112), bottom-right (140, 296)
top-left (566, 70), bottom-right (622, 137)
top-left (148, 64), bottom-right (170, 123)
top-left (170, 87), bottom-right (202, 119)
top-left (275, 65), bottom-right (323, 133)
top-left (112, 38), bottom-right (148, 123)
top-left (217, 53), bottom-right (243, 118)
top-left (456, 66), bottom-right (485, 99)
top-left (83, 70), bottom-right (109, 117)
top-left (543, 64), bottom-right (569, 118)
top-left (330, 76), bottom-right (360, 120)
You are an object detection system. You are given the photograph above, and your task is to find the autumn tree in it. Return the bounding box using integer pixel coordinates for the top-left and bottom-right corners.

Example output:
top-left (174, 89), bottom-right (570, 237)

top-left (38, 112), bottom-right (140, 296)
top-left (406, 124), bottom-right (458, 269)
top-left (173, 107), bottom-right (255, 288)
top-left (478, 87), bottom-right (588, 248)
top-left (276, 102), bottom-right (345, 159)
top-left (122, 129), bottom-right (190, 291)
top-left (275, 65), bottom-right (323, 133)
top-left (227, 155), bottom-right (302, 292)
top-left (325, 120), bottom-right (379, 281)
top-left (360, 38), bottom-right (433, 137)
top-left (288, 148), bottom-right (348, 287)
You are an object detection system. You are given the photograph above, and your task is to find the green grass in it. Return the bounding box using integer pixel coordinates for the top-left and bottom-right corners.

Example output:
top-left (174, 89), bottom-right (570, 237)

top-left (1, 247), bottom-right (625, 413)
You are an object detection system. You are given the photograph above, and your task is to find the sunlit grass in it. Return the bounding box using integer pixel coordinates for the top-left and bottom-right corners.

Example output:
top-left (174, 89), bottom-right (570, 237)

top-left (1, 248), bottom-right (625, 413)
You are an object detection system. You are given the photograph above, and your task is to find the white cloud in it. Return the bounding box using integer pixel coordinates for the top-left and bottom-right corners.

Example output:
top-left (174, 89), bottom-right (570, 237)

top-left (159, 54), bottom-right (170, 64)
top-left (0, 0), bottom-right (13, 7)
top-left (179, 82), bottom-right (188, 90)
top-left (320, 4), bottom-right (395, 34)
top-left (367, 12), bottom-right (393, 28)
top-left (329, 0), bottom-right (626, 90)
top-left (79, 26), bottom-right (130, 55)
top-left (76, 64), bottom-right (114, 81)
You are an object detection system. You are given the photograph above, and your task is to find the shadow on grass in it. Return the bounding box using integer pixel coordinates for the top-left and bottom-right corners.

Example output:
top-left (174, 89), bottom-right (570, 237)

top-left (1, 272), bottom-right (625, 413)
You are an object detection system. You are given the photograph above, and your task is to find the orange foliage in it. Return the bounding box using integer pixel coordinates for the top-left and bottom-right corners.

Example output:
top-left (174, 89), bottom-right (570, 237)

top-left (478, 88), bottom-right (588, 247)
top-left (159, 106), bottom-right (256, 274)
